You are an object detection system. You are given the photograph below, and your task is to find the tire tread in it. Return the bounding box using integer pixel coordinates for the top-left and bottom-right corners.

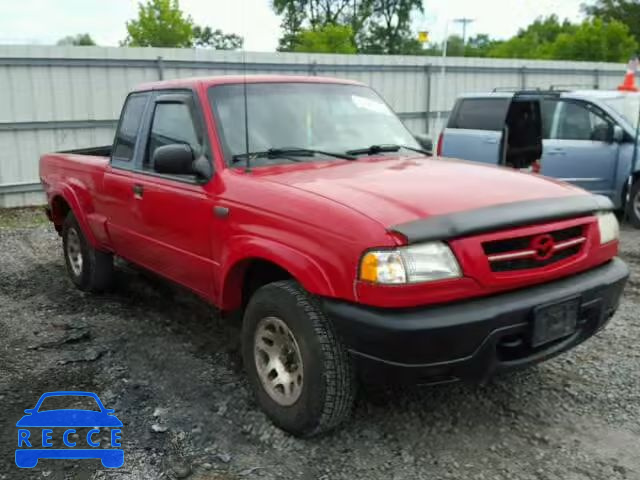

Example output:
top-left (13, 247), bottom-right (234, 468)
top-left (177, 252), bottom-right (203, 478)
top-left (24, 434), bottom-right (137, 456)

top-left (244, 280), bottom-right (356, 436)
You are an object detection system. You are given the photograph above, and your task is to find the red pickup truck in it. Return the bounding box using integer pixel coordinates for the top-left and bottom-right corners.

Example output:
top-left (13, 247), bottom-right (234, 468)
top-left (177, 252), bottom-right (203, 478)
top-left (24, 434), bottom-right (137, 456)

top-left (40, 75), bottom-right (629, 437)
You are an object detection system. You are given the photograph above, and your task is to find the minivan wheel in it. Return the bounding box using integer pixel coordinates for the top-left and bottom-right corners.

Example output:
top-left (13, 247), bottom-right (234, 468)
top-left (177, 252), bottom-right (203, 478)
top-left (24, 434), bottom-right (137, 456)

top-left (62, 212), bottom-right (114, 292)
top-left (242, 280), bottom-right (356, 437)
top-left (628, 181), bottom-right (640, 228)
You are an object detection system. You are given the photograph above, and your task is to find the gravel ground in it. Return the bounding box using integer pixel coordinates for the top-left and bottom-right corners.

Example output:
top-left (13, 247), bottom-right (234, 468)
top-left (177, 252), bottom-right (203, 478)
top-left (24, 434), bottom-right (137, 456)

top-left (1, 207), bottom-right (639, 480)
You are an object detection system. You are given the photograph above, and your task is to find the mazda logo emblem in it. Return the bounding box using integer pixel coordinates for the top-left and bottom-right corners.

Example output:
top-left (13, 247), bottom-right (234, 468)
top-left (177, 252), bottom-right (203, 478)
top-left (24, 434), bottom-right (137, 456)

top-left (530, 234), bottom-right (555, 260)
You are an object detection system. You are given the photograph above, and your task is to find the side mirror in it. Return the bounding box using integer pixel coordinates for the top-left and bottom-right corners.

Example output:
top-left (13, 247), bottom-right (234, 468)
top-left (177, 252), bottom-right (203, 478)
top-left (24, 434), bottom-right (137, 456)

top-left (413, 133), bottom-right (433, 154)
top-left (613, 125), bottom-right (624, 143)
top-left (153, 144), bottom-right (195, 175)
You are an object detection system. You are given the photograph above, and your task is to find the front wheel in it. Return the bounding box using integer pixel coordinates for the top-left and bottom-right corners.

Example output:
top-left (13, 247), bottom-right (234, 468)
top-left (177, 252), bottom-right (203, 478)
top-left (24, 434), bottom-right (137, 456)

top-left (242, 280), bottom-right (356, 437)
top-left (628, 180), bottom-right (640, 228)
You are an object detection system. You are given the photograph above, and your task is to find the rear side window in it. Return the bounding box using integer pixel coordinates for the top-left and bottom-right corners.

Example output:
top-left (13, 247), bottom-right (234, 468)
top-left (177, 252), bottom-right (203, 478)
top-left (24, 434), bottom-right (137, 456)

top-left (113, 94), bottom-right (149, 162)
top-left (449, 98), bottom-right (510, 131)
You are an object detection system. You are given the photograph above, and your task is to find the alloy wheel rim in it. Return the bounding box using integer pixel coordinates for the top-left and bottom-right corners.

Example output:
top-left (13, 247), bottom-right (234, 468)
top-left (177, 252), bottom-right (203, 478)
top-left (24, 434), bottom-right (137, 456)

top-left (66, 227), bottom-right (83, 277)
top-left (254, 316), bottom-right (304, 406)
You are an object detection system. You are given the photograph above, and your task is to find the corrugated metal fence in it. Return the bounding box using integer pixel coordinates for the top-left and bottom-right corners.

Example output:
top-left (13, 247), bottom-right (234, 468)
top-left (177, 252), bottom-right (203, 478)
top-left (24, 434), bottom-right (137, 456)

top-left (0, 45), bottom-right (629, 207)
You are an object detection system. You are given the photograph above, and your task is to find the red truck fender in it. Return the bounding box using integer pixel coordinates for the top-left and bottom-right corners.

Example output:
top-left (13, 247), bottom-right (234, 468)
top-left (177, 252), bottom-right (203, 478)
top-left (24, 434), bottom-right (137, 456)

top-left (218, 236), bottom-right (336, 311)
top-left (48, 182), bottom-right (101, 249)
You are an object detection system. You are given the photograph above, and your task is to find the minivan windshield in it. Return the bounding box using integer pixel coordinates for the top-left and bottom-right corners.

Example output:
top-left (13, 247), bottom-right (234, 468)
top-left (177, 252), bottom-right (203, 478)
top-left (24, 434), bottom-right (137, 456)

top-left (601, 93), bottom-right (640, 129)
top-left (208, 82), bottom-right (420, 167)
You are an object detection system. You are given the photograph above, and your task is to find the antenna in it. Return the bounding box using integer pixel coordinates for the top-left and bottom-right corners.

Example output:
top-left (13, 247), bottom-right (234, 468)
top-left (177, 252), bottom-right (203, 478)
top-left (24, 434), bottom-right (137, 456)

top-left (242, 49), bottom-right (251, 173)
top-left (241, 0), bottom-right (251, 173)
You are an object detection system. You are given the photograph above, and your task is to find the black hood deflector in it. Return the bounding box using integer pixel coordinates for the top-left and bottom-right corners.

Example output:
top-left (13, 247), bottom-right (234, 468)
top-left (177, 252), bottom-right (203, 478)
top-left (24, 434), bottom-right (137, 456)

top-left (390, 195), bottom-right (614, 244)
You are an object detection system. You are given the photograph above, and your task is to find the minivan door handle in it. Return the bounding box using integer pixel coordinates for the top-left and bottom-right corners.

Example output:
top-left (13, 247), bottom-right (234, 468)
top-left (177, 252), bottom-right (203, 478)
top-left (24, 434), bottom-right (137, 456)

top-left (547, 148), bottom-right (566, 156)
top-left (483, 137), bottom-right (498, 144)
top-left (132, 184), bottom-right (144, 199)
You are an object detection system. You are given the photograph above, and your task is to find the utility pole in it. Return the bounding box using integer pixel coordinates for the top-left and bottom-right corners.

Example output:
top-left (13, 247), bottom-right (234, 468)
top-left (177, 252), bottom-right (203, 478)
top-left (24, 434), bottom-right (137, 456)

top-left (453, 17), bottom-right (474, 52)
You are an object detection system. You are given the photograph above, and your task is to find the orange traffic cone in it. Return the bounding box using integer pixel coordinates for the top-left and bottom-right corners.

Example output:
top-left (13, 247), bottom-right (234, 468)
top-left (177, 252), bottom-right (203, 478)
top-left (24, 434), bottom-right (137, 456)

top-left (618, 57), bottom-right (639, 92)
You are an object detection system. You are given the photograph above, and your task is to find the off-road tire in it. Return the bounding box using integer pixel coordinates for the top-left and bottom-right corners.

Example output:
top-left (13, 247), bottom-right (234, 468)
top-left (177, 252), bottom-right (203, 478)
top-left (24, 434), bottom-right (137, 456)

top-left (62, 212), bottom-right (114, 292)
top-left (242, 280), bottom-right (356, 437)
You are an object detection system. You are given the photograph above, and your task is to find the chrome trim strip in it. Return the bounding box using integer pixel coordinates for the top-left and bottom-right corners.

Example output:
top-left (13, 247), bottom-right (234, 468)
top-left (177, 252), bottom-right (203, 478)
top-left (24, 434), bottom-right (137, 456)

top-left (488, 237), bottom-right (586, 262)
top-left (488, 250), bottom-right (536, 262)
top-left (557, 178), bottom-right (604, 183)
top-left (553, 237), bottom-right (586, 250)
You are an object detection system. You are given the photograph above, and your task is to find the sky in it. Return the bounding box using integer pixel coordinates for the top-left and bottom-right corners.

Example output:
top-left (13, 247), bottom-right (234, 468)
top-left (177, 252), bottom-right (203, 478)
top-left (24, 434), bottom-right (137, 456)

top-left (0, 0), bottom-right (586, 51)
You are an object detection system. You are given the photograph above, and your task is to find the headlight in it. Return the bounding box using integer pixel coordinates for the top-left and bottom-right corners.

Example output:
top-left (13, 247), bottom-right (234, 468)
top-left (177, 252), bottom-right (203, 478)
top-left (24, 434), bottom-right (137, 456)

top-left (360, 242), bottom-right (461, 284)
top-left (596, 211), bottom-right (619, 244)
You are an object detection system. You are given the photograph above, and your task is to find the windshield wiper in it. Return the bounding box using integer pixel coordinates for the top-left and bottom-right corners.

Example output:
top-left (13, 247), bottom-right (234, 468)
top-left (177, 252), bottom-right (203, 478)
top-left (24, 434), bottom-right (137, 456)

top-left (232, 147), bottom-right (354, 163)
top-left (345, 144), bottom-right (430, 156)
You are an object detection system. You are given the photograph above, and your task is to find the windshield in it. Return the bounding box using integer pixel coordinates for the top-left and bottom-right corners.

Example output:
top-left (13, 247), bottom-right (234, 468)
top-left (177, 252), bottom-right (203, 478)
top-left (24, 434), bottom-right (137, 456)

top-left (208, 82), bottom-right (419, 166)
top-left (601, 93), bottom-right (640, 128)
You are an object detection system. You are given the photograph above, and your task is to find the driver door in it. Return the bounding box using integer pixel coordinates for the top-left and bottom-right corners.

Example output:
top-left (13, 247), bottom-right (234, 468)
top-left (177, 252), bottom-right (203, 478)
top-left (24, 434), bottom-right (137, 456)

top-left (540, 99), bottom-right (620, 197)
top-left (125, 91), bottom-right (218, 299)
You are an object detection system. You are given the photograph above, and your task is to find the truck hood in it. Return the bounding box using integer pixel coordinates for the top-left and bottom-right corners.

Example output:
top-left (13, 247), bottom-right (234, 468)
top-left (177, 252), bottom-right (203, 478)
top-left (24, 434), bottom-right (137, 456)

top-left (252, 156), bottom-right (585, 228)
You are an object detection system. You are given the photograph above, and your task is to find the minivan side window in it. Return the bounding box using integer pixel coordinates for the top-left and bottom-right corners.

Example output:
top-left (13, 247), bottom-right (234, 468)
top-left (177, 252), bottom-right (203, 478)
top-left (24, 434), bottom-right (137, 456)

top-left (145, 102), bottom-right (202, 170)
top-left (112, 94), bottom-right (149, 162)
top-left (449, 98), bottom-right (510, 131)
top-left (553, 101), bottom-right (612, 142)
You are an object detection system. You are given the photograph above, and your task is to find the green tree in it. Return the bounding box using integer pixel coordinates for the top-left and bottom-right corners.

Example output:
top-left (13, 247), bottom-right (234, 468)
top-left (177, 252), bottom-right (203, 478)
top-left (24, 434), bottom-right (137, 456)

top-left (358, 0), bottom-right (424, 54)
top-left (193, 26), bottom-right (243, 50)
top-left (465, 34), bottom-right (502, 57)
top-left (549, 18), bottom-right (637, 62)
top-left (583, 0), bottom-right (640, 43)
top-left (292, 24), bottom-right (356, 53)
top-left (123, 0), bottom-right (194, 47)
top-left (487, 15), bottom-right (637, 61)
top-left (421, 34), bottom-right (502, 57)
top-left (488, 15), bottom-right (575, 59)
top-left (272, 0), bottom-right (423, 54)
top-left (56, 34), bottom-right (96, 46)
top-left (274, 0), bottom-right (371, 51)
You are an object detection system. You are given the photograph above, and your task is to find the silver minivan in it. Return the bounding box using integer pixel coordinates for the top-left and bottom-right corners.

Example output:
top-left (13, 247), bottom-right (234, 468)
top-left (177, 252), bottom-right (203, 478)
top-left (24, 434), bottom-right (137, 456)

top-left (439, 90), bottom-right (640, 226)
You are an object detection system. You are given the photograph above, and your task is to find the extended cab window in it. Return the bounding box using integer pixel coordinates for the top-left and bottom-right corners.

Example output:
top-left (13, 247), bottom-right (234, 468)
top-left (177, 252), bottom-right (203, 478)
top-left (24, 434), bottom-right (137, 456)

top-left (113, 93), bottom-right (148, 162)
top-left (449, 98), bottom-right (510, 131)
top-left (145, 102), bottom-right (202, 170)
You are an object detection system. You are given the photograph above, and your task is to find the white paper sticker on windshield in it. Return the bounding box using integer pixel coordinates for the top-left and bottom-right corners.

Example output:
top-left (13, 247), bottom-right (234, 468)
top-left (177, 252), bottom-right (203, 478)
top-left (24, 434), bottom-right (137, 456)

top-left (351, 95), bottom-right (393, 115)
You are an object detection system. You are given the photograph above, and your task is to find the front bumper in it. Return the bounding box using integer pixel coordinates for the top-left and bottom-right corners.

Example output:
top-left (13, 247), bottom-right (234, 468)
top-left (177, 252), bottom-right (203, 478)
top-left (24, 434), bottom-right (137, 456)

top-left (323, 258), bottom-right (629, 385)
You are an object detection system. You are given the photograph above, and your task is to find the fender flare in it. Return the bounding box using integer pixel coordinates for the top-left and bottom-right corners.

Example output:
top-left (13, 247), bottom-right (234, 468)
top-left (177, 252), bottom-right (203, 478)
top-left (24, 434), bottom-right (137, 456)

top-left (50, 183), bottom-right (100, 248)
top-left (218, 236), bottom-right (335, 311)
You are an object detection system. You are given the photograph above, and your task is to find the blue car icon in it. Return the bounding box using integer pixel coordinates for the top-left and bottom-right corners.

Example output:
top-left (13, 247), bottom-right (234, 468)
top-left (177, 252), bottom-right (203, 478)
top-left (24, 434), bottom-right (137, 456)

top-left (16, 391), bottom-right (123, 468)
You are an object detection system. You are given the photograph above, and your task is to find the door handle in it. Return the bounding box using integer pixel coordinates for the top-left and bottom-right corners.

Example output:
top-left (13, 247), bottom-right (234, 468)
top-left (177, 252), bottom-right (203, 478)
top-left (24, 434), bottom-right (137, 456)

top-left (132, 184), bottom-right (144, 198)
top-left (214, 206), bottom-right (230, 218)
top-left (547, 148), bottom-right (566, 156)
top-left (483, 137), bottom-right (498, 144)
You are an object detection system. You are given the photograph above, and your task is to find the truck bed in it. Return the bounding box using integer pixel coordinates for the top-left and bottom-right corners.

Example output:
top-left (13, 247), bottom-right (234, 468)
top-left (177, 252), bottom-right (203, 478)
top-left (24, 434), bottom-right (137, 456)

top-left (59, 145), bottom-right (112, 157)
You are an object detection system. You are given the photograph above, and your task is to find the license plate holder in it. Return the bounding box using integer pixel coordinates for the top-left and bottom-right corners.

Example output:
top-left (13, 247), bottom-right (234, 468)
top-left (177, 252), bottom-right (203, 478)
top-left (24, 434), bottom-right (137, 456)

top-left (531, 298), bottom-right (580, 348)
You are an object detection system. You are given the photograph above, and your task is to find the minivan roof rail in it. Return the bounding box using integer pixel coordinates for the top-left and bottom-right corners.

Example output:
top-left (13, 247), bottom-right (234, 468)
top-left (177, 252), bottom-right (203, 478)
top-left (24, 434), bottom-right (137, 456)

top-left (489, 87), bottom-right (565, 96)
top-left (491, 87), bottom-right (542, 92)
top-left (549, 84), bottom-right (599, 91)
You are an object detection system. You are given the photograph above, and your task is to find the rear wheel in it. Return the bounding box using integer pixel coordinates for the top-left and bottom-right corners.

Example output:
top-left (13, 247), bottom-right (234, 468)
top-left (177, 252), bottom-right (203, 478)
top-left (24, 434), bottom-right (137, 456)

top-left (62, 212), bottom-right (114, 292)
top-left (627, 181), bottom-right (640, 228)
top-left (242, 280), bottom-right (356, 437)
